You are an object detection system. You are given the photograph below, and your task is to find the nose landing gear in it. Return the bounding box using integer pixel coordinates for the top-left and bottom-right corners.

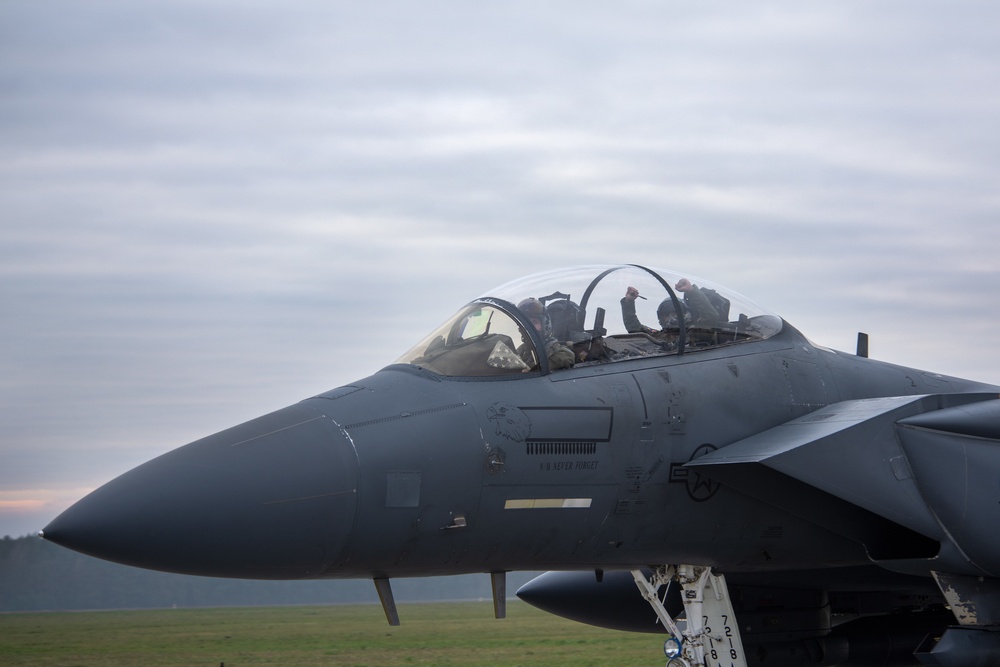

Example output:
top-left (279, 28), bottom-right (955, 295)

top-left (631, 565), bottom-right (748, 667)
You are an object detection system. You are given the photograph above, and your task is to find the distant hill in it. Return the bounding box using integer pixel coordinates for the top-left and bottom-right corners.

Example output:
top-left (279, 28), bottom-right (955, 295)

top-left (0, 535), bottom-right (540, 612)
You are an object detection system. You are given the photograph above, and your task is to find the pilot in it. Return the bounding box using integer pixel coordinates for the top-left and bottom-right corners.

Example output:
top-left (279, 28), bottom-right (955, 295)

top-left (516, 298), bottom-right (576, 371)
top-left (621, 278), bottom-right (721, 340)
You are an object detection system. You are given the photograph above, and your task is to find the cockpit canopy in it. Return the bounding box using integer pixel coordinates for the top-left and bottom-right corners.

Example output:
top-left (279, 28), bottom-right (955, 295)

top-left (395, 264), bottom-right (783, 377)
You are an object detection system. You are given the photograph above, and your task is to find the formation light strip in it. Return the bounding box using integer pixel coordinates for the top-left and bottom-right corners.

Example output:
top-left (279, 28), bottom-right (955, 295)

top-left (504, 498), bottom-right (592, 510)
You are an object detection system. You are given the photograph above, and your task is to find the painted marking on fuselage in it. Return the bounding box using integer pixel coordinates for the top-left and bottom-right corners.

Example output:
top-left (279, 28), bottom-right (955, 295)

top-left (669, 443), bottom-right (722, 502)
top-left (521, 406), bottom-right (613, 442)
top-left (485, 404), bottom-right (614, 446)
top-left (537, 460), bottom-right (600, 471)
top-left (487, 402), bottom-right (531, 442)
top-left (504, 498), bottom-right (593, 509)
top-left (526, 442), bottom-right (597, 456)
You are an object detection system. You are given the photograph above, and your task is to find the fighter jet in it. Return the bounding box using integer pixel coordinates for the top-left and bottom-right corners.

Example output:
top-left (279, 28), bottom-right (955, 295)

top-left (42, 264), bottom-right (1000, 666)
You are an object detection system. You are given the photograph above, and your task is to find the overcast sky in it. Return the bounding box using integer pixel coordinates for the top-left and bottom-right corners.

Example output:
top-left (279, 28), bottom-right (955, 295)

top-left (2, 1), bottom-right (999, 538)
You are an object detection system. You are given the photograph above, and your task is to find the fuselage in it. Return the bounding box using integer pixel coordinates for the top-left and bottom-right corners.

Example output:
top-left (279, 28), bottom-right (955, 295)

top-left (315, 321), bottom-right (994, 579)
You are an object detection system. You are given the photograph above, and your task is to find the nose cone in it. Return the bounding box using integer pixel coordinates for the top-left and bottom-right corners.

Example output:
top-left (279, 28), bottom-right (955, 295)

top-left (42, 400), bottom-right (358, 579)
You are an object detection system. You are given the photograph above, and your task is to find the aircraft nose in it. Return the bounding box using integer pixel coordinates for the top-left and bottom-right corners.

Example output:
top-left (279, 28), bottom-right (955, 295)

top-left (41, 400), bottom-right (358, 578)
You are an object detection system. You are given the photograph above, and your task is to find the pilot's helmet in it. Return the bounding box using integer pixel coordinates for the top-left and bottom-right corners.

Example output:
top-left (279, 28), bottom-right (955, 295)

top-left (657, 297), bottom-right (689, 329)
top-left (517, 297), bottom-right (552, 338)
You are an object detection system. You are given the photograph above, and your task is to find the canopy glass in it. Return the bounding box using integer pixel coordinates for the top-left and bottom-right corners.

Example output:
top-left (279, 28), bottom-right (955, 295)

top-left (395, 264), bottom-right (783, 377)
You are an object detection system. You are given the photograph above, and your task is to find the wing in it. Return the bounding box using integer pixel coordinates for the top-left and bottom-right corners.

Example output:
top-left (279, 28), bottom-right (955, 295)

top-left (687, 393), bottom-right (1000, 576)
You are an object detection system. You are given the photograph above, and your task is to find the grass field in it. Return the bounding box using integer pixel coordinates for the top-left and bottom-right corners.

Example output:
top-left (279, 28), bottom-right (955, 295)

top-left (0, 601), bottom-right (661, 666)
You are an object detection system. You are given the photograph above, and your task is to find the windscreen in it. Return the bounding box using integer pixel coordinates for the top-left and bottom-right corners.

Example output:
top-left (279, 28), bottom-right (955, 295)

top-left (395, 303), bottom-right (537, 377)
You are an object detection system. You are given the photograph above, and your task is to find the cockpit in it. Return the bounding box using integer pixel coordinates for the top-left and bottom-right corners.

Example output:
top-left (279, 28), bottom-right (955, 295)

top-left (395, 264), bottom-right (783, 377)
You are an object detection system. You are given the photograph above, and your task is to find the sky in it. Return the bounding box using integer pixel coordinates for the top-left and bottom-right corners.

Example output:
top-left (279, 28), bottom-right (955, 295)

top-left (2, 1), bottom-right (999, 539)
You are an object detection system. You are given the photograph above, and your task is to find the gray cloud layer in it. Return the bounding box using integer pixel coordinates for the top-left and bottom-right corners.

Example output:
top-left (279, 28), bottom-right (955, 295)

top-left (2, 1), bottom-right (998, 536)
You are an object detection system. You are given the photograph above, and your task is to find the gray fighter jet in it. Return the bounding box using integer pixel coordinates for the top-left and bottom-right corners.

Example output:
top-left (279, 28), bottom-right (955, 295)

top-left (42, 265), bottom-right (1000, 666)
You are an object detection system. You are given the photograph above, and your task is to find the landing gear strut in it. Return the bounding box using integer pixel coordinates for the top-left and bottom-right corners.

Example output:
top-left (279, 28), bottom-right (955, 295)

top-left (631, 565), bottom-right (748, 667)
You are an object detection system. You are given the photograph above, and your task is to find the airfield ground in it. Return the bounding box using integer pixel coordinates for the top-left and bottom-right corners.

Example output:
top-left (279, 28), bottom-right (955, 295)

top-left (0, 600), bottom-right (657, 666)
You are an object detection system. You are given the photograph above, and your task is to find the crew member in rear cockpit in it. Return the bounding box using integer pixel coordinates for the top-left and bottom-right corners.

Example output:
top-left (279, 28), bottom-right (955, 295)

top-left (621, 278), bottom-right (721, 339)
top-left (516, 298), bottom-right (576, 371)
